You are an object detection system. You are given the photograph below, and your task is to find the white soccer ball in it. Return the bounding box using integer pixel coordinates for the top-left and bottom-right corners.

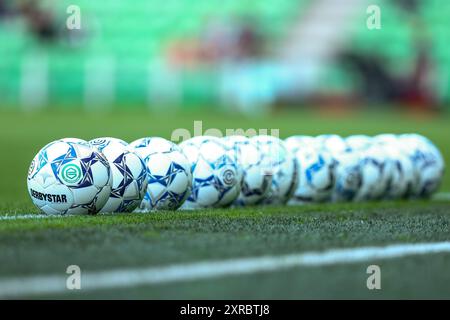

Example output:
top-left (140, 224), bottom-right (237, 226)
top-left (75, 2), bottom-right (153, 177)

top-left (130, 137), bottom-right (191, 211)
top-left (284, 135), bottom-right (317, 151)
top-left (372, 133), bottom-right (398, 145)
top-left (27, 139), bottom-right (112, 215)
top-left (397, 134), bottom-right (444, 198)
top-left (89, 138), bottom-right (147, 213)
top-left (223, 135), bottom-right (272, 206)
top-left (316, 134), bottom-right (349, 154)
top-left (314, 135), bottom-right (359, 202)
top-left (179, 136), bottom-right (242, 209)
top-left (330, 151), bottom-right (362, 202)
top-left (285, 138), bottom-right (335, 204)
top-left (250, 135), bottom-right (298, 205)
top-left (354, 144), bottom-right (393, 201)
top-left (373, 136), bottom-right (418, 199)
top-left (345, 135), bottom-right (372, 151)
top-left (59, 138), bottom-right (90, 145)
top-left (130, 137), bottom-right (175, 161)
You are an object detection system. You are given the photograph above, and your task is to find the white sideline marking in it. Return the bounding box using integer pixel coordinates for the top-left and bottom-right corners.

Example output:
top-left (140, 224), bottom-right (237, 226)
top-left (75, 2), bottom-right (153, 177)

top-left (1, 241), bottom-right (450, 298)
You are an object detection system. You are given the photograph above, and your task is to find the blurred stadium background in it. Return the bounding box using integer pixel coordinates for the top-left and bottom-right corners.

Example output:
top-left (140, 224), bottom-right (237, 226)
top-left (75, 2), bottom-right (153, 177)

top-left (0, 0), bottom-right (449, 113)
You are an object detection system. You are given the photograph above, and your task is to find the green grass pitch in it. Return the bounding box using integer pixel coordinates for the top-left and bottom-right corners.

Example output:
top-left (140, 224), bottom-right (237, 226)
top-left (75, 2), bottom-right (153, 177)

top-left (0, 108), bottom-right (449, 299)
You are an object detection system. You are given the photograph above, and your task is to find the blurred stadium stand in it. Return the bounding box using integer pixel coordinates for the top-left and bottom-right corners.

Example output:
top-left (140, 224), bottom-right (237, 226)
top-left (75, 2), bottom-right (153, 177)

top-left (0, 0), bottom-right (449, 111)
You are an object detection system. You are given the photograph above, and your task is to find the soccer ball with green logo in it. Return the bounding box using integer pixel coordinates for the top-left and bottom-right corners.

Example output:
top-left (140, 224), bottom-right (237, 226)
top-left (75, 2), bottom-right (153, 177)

top-left (27, 139), bottom-right (113, 215)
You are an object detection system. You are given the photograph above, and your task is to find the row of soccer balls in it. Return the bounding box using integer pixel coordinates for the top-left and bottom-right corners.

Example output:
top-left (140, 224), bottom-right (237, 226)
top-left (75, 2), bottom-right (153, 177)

top-left (27, 133), bottom-right (444, 215)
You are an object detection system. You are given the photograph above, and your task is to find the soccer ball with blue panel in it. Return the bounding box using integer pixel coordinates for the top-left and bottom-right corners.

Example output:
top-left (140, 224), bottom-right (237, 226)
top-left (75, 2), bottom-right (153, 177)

top-left (314, 136), bottom-right (361, 202)
top-left (373, 135), bottom-right (418, 199)
top-left (59, 138), bottom-right (91, 145)
top-left (130, 137), bottom-right (175, 162)
top-left (354, 144), bottom-right (393, 201)
top-left (223, 135), bottom-right (272, 206)
top-left (179, 136), bottom-right (243, 209)
top-left (316, 134), bottom-right (349, 154)
top-left (345, 135), bottom-right (372, 152)
top-left (329, 151), bottom-right (362, 202)
top-left (89, 138), bottom-right (147, 213)
top-left (250, 135), bottom-right (298, 205)
top-left (372, 134), bottom-right (397, 145)
top-left (284, 135), bottom-right (317, 151)
top-left (27, 139), bottom-right (112, 215)
top-left (285, 136), bottom-right (335, 204)
top-left (398, 134), bottom-right (444, 198)
top-left (130, 137), bottom-right (191, 211)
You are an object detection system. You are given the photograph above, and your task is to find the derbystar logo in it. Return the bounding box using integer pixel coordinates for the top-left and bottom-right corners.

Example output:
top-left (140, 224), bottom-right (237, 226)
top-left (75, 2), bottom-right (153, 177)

top-left (30, 189), bottom-right (68, 203)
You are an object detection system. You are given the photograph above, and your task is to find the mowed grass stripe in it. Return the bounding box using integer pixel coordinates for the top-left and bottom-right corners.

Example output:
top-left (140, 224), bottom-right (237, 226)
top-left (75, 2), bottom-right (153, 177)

top-left (1, 198), bottom-right (449, 218)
